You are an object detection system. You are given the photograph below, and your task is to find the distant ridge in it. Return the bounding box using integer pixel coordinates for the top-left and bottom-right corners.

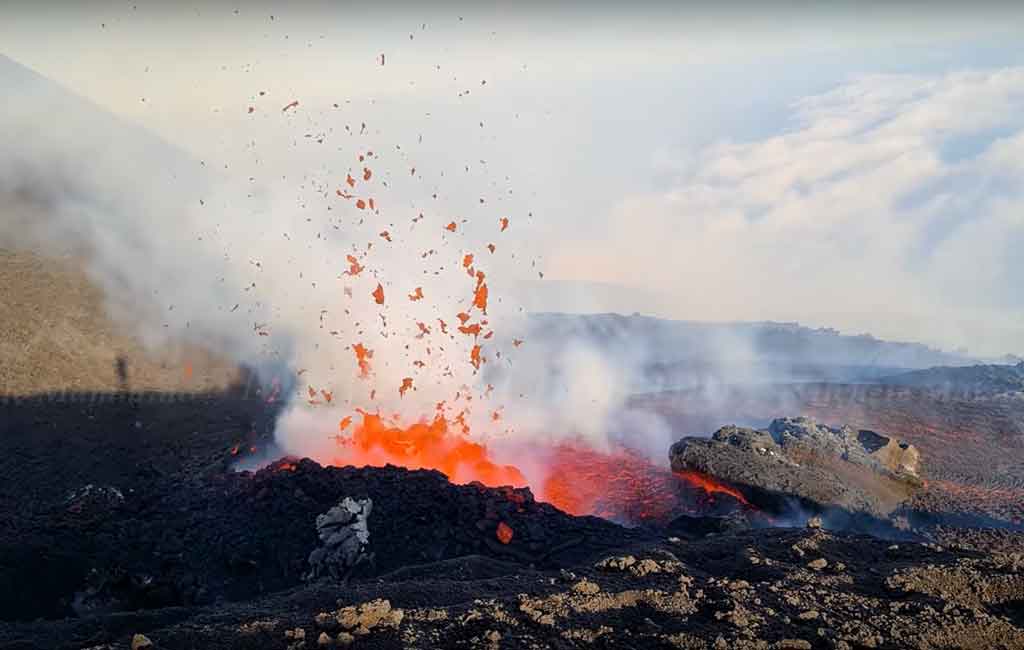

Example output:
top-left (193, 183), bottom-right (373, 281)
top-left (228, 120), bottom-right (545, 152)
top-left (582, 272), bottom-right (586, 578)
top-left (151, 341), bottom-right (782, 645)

top-left (879, 362), bottom-right (1024, 397)
top-left (526, 312), bottom-right (977, 370)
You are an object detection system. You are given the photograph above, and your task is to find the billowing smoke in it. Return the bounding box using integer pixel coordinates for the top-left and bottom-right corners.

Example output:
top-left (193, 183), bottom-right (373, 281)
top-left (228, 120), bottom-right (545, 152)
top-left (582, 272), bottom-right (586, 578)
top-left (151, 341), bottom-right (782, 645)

top-left (0, 56), bottom-right (480, 395)
top-left (2, 55), bottom-right (291, 373)
top-left (1, 54), bottom-right (652, 482)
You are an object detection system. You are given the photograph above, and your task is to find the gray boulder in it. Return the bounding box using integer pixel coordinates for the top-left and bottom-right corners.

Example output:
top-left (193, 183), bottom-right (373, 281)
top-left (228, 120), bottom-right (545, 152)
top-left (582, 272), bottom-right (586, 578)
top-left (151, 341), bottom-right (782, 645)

top-left (669, 417), bottom-right (921, 518)
top-left (306, 497), bottom-right (373, 581)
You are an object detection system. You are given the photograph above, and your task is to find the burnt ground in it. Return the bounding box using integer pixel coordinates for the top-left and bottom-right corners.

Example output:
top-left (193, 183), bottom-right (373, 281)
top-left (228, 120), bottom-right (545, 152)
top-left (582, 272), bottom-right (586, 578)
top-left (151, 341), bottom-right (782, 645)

top-left (1, 390), bottom-right (1024, 650)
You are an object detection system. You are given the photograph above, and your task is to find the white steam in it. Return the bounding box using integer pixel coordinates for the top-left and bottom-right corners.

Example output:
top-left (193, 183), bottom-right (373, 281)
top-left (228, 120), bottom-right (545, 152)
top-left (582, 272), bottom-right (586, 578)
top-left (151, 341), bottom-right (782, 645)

top-left (1, 54), bottom-right (657, 476)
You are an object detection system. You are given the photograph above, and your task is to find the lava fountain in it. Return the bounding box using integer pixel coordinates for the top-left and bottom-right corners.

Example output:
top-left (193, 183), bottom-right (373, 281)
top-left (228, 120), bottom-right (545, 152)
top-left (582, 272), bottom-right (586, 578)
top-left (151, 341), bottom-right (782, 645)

top-left (306, 409), bottom-right (752, 525)
top-left (329, 411), bottom-right (527, 488)
top-left (262, 140), bottom-right (754, 525)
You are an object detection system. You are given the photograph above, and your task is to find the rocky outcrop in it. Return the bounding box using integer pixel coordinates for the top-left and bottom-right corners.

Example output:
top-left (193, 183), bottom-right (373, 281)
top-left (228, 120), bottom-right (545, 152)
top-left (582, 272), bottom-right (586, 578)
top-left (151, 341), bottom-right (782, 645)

top-left (669, 417), bottom-right (922, 518)
top-left (307, 497), bottom-right (374, 581)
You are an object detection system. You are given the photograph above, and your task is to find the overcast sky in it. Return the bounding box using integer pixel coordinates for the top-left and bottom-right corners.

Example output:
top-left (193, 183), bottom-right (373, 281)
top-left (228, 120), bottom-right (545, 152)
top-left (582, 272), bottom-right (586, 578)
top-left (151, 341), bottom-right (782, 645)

top-left (3, 1), bottom-right (1024, 356)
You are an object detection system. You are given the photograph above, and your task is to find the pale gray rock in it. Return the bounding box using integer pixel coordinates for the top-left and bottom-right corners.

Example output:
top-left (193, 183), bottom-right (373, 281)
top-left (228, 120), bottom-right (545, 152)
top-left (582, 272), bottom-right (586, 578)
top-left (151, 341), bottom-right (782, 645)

top-left (306, 497), bottom-right (373, 581)
top-left (669, 417), bottom-right (922, 518)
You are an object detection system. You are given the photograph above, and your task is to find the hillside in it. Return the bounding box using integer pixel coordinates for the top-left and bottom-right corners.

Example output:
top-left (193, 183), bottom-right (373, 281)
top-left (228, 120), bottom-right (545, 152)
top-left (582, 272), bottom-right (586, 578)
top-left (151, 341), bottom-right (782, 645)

top-left (0, 248), bottom-right (241, 396)
top-left (527, 312), bottom-right (975, 370)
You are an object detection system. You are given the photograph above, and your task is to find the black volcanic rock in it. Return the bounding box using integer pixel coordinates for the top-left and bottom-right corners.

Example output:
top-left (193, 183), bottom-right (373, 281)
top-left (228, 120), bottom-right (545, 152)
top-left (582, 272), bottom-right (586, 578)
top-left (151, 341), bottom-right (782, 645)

top-left (3, 396), bottom-right (1024, 650)
top-left (0, 456), bottom-right (652, 623)
top-left (669, 417), bottom-right (922, 518)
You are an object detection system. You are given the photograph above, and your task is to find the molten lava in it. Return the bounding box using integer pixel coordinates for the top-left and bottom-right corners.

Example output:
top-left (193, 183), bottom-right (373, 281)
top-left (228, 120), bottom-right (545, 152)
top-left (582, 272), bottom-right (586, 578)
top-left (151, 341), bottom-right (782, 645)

top-left (496, 521), bottom-right (514, 544)
top-left (673, 469), bottom-right (752, 506)
top-left (540, 445), bottom-right (685, 523)
top-left (344, 255), bottom-right (363, 276)
top-left (332, 412), bottom-right (526, 488)
top-left (352, 343), bottom-right (373, 378)
top-left (322, 414), bottom-right (755, 524)
top-left (538, 445), bottom-right (756, 523)
top-left (469, 344), bottom-right (483, 370)
top-left (399, 377), bottom-right (414, 397)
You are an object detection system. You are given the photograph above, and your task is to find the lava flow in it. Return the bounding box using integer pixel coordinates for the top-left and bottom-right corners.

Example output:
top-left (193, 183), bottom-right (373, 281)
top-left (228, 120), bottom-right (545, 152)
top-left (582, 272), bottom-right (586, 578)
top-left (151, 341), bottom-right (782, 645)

top-left (541, 446), bottom-right (753, 524)
top-left (673, 468), bottom-right (752, 507)
top-left (541, 444), bottom-right (684, 523)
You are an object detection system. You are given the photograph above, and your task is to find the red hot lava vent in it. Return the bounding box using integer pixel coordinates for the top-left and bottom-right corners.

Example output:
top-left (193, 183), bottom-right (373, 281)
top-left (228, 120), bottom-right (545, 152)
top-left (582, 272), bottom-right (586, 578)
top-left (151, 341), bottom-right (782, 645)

top-left (540, 445), bottom-right (755, 525)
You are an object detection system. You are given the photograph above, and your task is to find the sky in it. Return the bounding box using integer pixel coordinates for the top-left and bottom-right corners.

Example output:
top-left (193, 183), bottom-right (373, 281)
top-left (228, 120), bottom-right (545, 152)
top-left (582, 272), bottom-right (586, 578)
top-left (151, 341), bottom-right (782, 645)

top-left (3, 1), bottom-right (1024, 358)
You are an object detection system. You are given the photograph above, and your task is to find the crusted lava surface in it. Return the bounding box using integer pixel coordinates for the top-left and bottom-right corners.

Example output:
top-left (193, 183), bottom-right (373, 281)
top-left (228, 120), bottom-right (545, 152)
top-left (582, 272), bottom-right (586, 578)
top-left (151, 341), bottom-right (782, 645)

top-left (670, 417), bottom-right (923, 523)
top-left (2, 391), bottom-right (1024, 650)
top-left (0, 394), bottom-right (647, 624)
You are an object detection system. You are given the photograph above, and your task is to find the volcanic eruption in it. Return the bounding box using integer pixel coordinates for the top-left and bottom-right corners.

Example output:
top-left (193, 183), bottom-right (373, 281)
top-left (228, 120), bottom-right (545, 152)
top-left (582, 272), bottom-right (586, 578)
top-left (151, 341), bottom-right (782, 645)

top-left (249, 142), bottom-right (764, 526)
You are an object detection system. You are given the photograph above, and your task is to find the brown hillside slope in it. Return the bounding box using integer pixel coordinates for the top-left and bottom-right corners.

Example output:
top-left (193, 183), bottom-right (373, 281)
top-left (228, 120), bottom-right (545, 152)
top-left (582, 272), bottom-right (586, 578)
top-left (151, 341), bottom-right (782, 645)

top-left (0, 248), bottom-right (242, 395)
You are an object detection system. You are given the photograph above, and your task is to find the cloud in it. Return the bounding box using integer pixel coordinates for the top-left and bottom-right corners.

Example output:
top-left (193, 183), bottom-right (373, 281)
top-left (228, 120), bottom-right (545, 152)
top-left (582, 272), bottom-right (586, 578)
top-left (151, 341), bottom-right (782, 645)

top-left (550, 67), bottom-right (1024, 356)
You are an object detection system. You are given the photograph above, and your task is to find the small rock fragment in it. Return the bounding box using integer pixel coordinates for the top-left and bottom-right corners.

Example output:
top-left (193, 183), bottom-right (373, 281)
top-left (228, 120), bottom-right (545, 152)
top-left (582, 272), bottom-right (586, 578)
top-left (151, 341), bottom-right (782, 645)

top-left (336, 599), bottom-right (403, 635)
top-left (596, 555), bottom-right (636, 572)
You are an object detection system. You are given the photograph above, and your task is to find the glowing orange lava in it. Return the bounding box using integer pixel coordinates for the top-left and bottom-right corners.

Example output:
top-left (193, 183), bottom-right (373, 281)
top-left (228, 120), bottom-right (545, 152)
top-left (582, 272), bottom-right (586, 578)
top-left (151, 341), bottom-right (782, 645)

top-left (332, 412), bottom-right (527, 488)
top-left (315, 414), bottom-right (755, 524)
top-left (352, 343), bottom-right (373, 378)
top-left (470, 344), bottom-right (483, 370)
top-left (540, 445), bottom-right (684, 523)
top-left (472, 282), bottom-right (488, 313)
top-left (536, 445), bottom-right (757, 523)
top-left (673, 469), bottom-right (751, 506)
top-left (399, 377), bottom-right (414, 397)
top-left (496, 521), bottom-right (514, 544)
top-left (344, 255), bottom-right (363, 276)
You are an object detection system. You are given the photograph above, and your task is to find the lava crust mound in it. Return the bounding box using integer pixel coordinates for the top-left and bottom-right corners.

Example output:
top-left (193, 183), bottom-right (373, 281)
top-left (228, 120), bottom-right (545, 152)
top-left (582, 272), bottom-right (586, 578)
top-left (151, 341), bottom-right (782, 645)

top-left (670, 417), bottom-right (922, 518)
